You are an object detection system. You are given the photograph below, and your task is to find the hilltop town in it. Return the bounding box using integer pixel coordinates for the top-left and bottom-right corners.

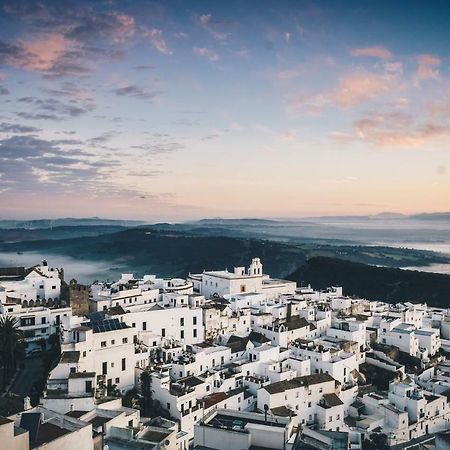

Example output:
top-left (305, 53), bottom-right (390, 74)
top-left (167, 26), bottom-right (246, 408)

top-left (1, 258), bottom-right (450, 449)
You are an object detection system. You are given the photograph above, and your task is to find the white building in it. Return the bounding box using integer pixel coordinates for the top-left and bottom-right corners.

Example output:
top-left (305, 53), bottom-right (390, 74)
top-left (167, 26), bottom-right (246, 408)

top-left (0, 303), bottom-right (72, 355)
top-left (0, 261), bottom-right (63, 307)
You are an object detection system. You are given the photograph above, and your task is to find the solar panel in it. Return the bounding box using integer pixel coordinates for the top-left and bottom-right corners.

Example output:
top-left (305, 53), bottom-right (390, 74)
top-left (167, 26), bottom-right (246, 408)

top-left (86, 311), bottom-right (106, 322)
top-left (90, 318), bottom-right (128, 333)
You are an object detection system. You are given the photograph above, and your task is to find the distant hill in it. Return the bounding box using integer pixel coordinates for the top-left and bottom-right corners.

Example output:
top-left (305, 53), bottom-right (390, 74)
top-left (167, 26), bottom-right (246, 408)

top-left (0, 228), bottom-right (308, 279)
top-left (0, 225), bottom-right (130, 243)
top-left (409, 212), bottom-right (450, 221)
top-left (0, 226), bottom-right (448, 283)
top-left (0, 218), bottom-right (146, 230)
top-left (288, 257), bottom-right (450, 307)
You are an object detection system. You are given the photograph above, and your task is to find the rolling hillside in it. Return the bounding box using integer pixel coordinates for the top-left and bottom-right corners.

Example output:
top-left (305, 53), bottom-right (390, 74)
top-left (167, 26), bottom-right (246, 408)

top-left (288, 257), bottom-right (450, 307)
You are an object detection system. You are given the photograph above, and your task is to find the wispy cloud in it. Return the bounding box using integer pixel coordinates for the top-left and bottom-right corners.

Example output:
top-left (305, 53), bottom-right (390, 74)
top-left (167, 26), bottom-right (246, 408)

top-left (0, 122), bottom-right (41, 133)
top-left (112, 84), bottom-right (160, 101)
top-left (416, 54), bottom-right (441, 81)
top-left (16, 95), bottom-right (95, 120)
top-left (193, 46), bottom-right (219, 62)
top-left (1, 3), bottom-right (135, 78)
top-left (143, 28), bottom-right (172, 55)
top-left (198, 13), bottom-right (233, 41)
top-left (330, 71), bottom-right (396, 107)
top-left (332, 110), bottom-right (450, 148)
top-left (350, 46), bottom-right (392, 59)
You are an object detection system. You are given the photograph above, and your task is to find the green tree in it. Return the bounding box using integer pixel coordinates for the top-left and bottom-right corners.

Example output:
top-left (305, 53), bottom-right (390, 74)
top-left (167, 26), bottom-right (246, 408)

top-left (0, 315), bottom-right (25, 389)
top-left (140, 371), bottom-right (153, 416)
top-left (38, 338), bottom-right (46, 352)
top-left (48, 333), bottom-right (60, 350)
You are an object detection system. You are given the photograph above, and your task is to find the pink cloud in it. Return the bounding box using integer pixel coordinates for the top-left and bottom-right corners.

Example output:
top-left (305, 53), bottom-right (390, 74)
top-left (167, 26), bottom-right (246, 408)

top-left (16, 33), bottom-right (68, 71)
top-left (350, 46), bottom-right (392, 59)
top-left (143, 28), bottom-right (172, 55)
top-left (339, 111), bottom-right (450, 148)
top-left (193, 47), bottom-right (219, 62)
top-left (416, 54), bottom-right (441, 80)
top-left (113, 13), bottom-right (135, 43)
top-left (330, 72), bottom-right (395, 107)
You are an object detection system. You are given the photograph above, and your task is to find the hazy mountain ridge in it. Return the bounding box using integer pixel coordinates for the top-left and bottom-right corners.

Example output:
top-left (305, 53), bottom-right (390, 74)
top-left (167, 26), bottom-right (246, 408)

top-left (0, 225), bottom-right (130, 244)
top-left (0, 218), bottom-right (146, 230)
top-left (0, 227), bottom-right (448, 280)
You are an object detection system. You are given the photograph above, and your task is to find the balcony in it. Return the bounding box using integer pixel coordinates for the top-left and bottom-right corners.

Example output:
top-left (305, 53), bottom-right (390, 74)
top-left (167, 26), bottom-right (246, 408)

top-left (20, 322), bottom-right (50, 331)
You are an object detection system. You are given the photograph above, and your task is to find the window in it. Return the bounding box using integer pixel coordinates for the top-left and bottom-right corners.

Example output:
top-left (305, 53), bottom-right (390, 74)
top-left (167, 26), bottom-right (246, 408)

top-left (122, 337), bottom-right (128, 344)
top-left (21, 317), bottom-right (35, 326)
top-left (52, 286), bottom-right (56, 289)
top-left (70, 367), bottom-right (76, 373)
top-left (111, 340), bottom-right (115, 345)
top-left (85, 380), bottom-right (92, 393)
top-left (180, 330), bottom-right (184, 339)
top-left (143, 322), bottom-right (147, 331)
top-left (101, 341), bottom-right (106, 348)
top-left (180, 317), bottom-right (184, 326)
top-left (308, 402), bottom-right (311, 407)
top-left (193, 329), bottom-right (197, 338)
top-left (122, 358), bottom-right (126, 371)
top-left (329, 416), bottom-right (332, 422)
top-left (162, 328), bottom-right (165, 337)
top-left (193, 316), bottom-right (197, 325)
top-left (132, 323), bottom-right (136, 328)
top-left (115, 377), bottom-right (120, 384)
top-left (41, 317), bottom-right (46, 324)
top-left (102, 362), bottom-right (107, 375)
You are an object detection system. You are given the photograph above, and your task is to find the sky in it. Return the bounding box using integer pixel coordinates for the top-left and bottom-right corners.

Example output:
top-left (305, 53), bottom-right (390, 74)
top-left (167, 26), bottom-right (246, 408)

top-left (0, 0), bottom-right (449, 220)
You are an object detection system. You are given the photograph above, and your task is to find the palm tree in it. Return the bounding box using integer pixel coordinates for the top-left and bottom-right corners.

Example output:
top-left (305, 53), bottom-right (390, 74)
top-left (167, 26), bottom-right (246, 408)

top-left (0, 315), bottom-right (25, 389)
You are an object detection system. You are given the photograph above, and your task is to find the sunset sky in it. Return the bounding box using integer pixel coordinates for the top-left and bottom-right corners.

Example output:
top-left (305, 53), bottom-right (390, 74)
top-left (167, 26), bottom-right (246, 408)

top-left (0, 0), bottom-right (449, 220)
